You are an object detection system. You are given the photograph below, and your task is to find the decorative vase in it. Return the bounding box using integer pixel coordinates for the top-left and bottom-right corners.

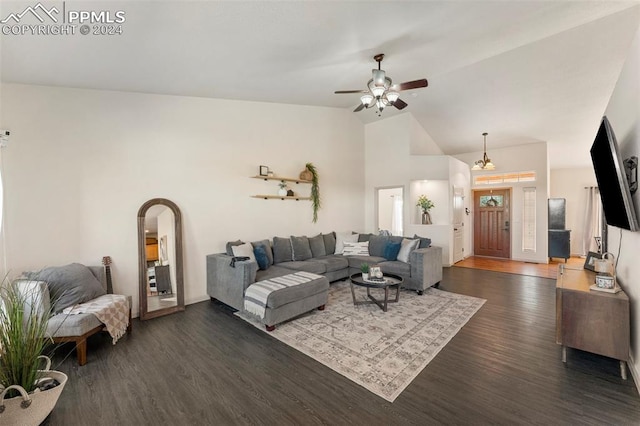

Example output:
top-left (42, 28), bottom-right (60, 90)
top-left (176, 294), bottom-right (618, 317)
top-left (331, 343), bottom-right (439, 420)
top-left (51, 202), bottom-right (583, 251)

top-left (0, 357), bottom-right (68, 426)
top-left (278, 188), bottom-right (287, 196)
top-left (362, 273), bottom-right (368, 280)
top-left (421, 211), bottom-right (432, 225)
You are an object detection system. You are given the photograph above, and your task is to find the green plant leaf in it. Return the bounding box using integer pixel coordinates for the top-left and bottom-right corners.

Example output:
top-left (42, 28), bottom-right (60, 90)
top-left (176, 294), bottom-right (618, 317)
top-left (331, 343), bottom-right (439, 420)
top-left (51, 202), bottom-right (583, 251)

top-left (306, 163), bottom-right (321, 223)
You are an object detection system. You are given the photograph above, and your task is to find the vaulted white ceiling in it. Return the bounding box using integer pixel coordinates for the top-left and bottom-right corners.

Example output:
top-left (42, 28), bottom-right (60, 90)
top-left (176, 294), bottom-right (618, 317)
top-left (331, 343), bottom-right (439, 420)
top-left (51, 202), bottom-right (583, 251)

top-left (2, 1), bottom-right (639, 168)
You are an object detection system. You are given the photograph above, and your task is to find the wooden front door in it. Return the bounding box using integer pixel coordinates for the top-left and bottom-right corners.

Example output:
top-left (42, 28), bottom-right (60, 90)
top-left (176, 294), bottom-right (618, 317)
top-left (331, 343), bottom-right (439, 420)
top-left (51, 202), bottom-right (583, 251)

top-left (474, 189), bottom-right (511, 258)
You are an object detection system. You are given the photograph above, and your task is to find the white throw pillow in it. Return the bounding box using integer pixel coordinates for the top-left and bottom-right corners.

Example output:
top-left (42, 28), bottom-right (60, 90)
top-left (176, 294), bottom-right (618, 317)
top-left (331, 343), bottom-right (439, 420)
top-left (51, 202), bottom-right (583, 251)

top-left (334, 232), bottom-right (359, 254)
top-left (232, 242), bottom-right (257, 263)
top-left (342, 241), bottom-right (370, 256)
top-left (397, 238), bottom-right (420, 263)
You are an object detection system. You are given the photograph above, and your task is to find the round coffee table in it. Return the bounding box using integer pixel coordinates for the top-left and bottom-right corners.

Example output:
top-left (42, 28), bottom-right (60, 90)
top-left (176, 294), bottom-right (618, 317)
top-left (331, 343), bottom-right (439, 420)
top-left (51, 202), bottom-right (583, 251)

top-left (349, 273), bottom-right (403, 312)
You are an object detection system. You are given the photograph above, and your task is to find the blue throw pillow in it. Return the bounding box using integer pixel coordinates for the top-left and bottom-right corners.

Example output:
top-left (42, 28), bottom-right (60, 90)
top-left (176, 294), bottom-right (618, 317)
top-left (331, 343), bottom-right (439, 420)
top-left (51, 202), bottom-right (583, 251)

top-left (383, 241), bottom-right (402, 261)
top-left (253, 245), bottom-right (270, 270)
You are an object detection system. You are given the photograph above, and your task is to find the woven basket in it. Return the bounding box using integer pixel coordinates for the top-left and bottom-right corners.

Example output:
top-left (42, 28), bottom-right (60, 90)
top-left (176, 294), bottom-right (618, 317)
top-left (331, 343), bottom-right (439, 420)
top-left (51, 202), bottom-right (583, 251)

top-left (299, 169), bottom-right (313, 181)
top-left (0, 357), bottom-right (67, 426)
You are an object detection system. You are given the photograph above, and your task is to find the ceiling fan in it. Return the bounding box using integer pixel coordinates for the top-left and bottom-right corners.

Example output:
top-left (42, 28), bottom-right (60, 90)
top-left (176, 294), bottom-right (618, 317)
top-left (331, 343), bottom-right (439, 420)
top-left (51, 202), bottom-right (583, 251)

top-left (334, 53), bottom-right (428, 116)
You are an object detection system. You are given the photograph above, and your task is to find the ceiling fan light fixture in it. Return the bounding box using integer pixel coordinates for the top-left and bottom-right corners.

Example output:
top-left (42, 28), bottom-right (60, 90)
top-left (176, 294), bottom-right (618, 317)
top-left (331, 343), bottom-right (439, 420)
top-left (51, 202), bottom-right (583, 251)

top-left (334, 53), bottom-right (428, 117)
top-left (371, 86), bottom-right (385, 98)
top-left (386, 91), bottom-right (399, 103)
top-left (360, 94), bottom-right (374, 106)
top-left (372, 69), bottom-right (386, 86)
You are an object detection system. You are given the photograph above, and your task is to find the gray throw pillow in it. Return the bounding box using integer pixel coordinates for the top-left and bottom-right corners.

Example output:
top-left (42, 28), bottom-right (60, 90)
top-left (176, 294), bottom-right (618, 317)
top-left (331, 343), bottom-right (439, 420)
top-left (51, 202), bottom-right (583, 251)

top-left (290, 235), bottom-right (312, 261)
top-left (309, 234), bottom-right (327, 257)
top-left (358, 233), bottom-right (373, 242)
top-left (413, 234), bottom-right (432, 248)
top-left (322, 232), bottom-right (336, 255)
top-left (251, 239), bottom-right (273, 265)
top-left (389, 236), bottom-right (403, 244)
top-left (25, 263), bottom-right (106, 313)
top-left (368, 235), bottom-right (389, 257)
top-left (225, 240), bottom-right (243, 256)
top-left (272, 236), bottom-right (293, 263)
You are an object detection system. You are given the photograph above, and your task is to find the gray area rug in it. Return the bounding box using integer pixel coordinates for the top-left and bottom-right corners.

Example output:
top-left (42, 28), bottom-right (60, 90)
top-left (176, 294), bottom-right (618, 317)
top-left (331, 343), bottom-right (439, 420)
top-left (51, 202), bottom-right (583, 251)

top-left (236, 280), bottom-right (485, 402)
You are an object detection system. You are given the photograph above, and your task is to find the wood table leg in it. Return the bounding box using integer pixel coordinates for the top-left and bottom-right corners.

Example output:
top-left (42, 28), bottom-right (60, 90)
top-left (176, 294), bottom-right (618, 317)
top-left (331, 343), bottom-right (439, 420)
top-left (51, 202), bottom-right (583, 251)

top-left (383, 286), bottom-right (389, 312)
top-left (392, 284), bottom-right (400, 302)
top-left (350, 281), bottom-right (357, 306)
top-left (76, 339), bottom-right (87, 366)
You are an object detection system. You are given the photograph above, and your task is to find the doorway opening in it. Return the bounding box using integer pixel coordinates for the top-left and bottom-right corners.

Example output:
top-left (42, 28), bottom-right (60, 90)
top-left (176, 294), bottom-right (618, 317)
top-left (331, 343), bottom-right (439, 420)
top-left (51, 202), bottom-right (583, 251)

top-left (376, 187), bottom-right (403, 236)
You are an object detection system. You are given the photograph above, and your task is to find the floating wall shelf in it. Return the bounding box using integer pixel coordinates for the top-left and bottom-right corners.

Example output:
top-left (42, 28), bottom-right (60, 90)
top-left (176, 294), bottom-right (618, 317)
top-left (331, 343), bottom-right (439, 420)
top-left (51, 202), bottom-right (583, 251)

top-left (251, 175), bottom-right (312, 200)
top-left (251, 175), bottom-right (312, 184)
top-left (251, 195), bottom-right (311, 201)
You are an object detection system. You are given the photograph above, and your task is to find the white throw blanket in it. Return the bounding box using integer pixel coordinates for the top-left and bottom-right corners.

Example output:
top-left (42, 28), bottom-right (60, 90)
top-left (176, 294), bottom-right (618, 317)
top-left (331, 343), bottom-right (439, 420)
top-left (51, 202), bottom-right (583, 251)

top-left (62, 294), bottom-right (129, 344)
top-left (244, 271), bottom-right (321, 320)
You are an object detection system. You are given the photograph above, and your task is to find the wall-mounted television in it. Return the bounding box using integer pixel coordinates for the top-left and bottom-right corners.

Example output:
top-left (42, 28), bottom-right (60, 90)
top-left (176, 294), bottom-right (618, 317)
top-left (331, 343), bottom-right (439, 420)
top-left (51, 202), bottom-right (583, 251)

top-left (590, 116), bottom-right (638, 232)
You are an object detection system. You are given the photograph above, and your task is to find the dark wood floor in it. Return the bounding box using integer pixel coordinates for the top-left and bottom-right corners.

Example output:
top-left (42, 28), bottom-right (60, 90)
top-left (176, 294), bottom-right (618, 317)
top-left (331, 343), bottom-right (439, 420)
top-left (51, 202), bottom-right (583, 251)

top-left (45, 267), bottom-right (640, 425)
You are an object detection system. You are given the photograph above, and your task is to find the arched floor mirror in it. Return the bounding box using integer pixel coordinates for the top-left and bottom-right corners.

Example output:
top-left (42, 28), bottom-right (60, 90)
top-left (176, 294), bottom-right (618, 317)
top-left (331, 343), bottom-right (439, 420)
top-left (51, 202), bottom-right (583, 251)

top-left (138, 198), bottom-right (185, 320)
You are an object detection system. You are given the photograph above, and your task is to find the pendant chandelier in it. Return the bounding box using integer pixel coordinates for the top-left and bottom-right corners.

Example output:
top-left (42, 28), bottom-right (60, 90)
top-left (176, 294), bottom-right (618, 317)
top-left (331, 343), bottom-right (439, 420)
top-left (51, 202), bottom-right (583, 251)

top-left (471, 132), bottom-right (495, 171)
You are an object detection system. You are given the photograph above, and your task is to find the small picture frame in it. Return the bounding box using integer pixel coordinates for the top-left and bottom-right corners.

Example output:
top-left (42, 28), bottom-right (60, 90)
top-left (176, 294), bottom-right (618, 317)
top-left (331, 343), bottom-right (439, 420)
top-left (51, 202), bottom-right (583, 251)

top-left (584, 251), bottom-right (602, 271)
top-left (369, 266), bottom-right (382, 279)
top-left (259, 165), bottom-right (269, 176)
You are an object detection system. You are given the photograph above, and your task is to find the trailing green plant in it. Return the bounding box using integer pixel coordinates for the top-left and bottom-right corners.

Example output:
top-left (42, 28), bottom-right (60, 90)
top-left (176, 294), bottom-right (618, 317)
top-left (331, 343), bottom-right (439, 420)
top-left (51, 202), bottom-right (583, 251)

top-left (278, 181), bottom-right (288, 190)
top-left (360, 263), bottom-right (370, 273)
top-left (0, 279), bottom-right (52, 397)
top-left (305, 162), bottom-right (321, 223)
top-left (416, 195), bottom-right (435, 213)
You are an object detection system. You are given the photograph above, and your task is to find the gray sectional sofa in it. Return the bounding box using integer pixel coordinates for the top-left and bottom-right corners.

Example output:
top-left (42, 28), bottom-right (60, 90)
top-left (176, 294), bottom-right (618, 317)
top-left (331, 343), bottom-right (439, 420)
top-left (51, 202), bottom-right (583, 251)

top-left (206, 232), bottom-right (443, 312)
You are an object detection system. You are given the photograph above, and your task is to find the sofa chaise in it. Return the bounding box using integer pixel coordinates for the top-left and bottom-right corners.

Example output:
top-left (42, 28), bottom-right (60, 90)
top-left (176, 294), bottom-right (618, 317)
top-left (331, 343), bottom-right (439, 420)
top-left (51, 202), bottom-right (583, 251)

top-left (207, 232), bottom-right (443, 326)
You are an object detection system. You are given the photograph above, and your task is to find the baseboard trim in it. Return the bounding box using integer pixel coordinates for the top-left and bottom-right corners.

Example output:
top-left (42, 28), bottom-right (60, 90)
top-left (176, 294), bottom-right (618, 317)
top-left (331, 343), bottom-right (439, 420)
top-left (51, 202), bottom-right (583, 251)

top-left (628, 353), bottom-right (639, 394)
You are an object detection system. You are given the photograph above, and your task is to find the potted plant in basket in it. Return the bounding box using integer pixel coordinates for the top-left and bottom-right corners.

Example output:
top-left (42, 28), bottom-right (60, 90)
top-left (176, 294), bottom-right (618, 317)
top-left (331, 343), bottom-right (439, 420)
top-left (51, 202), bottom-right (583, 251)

top-left (0, 279), bottom-right (67, 425)
top-left (416, 195), bottom-right (435, 225)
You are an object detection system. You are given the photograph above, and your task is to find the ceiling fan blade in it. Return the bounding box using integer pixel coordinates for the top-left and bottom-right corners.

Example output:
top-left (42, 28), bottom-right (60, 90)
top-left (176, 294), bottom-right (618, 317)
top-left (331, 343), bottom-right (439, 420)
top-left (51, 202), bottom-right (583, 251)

top-left (394, 98), bottom-right (408, 110)
top-left (335, 90), bottom-right (368, 94)
top-left (397, 79), bottom-right (428, 91)
top-left (353, 103), bottom-right (365, 112)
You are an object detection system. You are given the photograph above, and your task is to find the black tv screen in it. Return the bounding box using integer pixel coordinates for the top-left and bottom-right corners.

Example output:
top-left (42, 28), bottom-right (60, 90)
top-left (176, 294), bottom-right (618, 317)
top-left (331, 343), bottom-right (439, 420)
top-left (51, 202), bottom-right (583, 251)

top-left (590, 116), bottom-right (638, 231)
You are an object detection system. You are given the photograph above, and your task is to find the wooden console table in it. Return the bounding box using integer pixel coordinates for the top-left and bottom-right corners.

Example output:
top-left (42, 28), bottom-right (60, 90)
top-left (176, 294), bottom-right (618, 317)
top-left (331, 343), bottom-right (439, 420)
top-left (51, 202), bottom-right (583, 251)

top-left (555, 265), bottom-right (629, 379)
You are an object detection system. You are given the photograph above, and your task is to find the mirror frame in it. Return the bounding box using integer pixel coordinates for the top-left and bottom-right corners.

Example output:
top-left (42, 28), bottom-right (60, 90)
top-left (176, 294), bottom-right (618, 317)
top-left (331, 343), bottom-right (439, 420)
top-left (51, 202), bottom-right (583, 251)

top-left (137, 198), bottom-right (185, 320)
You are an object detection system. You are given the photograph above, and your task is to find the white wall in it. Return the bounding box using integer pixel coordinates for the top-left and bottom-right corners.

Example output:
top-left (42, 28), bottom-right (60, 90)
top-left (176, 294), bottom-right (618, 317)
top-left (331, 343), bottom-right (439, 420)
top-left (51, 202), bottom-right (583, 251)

top-left (550, 168), bottom-right (598, 256)
top-left (603, 24), bottom-right (640, 388)
top-left (365, 114), bottom-right (412, 233)
top-left (0, 83), bottom-right (365, 317)
top-left (364, 114), bottom-right (467, 266)
top-left (410, 114), bottom-right (445, 156)
top-left (455, 142), bottom-right (549, 263)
